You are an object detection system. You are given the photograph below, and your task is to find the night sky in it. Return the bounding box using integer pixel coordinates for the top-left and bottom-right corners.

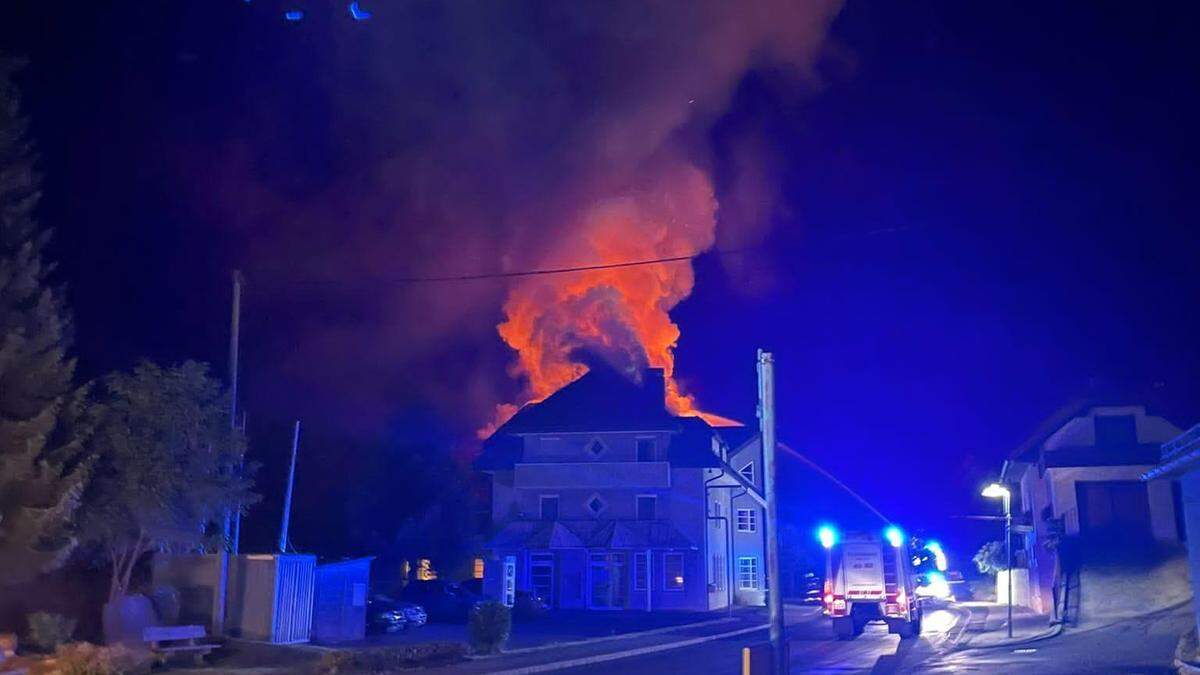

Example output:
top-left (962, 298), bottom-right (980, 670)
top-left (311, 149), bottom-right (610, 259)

top-left (2, 1), bottom-right (1197, 558)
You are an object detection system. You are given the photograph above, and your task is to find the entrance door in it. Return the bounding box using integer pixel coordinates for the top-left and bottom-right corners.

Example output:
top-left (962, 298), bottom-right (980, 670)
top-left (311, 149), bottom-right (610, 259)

top-left (1076, 481), bottom-right (1152, 542)
top-left (588, 552), bottom-right (627, 608)
top-left (530, 553), bottom-right (555, 607)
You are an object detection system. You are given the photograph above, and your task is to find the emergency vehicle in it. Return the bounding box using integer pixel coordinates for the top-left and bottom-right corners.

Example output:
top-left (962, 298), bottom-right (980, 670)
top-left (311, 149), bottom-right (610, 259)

top-left (818, 525), bottom-right (922, 640)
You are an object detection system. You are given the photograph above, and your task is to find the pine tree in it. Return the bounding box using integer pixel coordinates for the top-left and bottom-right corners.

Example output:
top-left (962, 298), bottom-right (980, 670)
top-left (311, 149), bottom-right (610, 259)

top-left (0, 57), bottom-right (92, 585)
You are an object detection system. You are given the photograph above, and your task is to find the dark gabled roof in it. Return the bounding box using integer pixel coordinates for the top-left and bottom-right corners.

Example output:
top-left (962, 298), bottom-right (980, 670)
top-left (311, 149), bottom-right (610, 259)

top-left (475, 365), bottom-right (730, 470)
top-left (716, 425), bottom-right (758, 453)
top-left (494, 366), bottom-right (677, 435)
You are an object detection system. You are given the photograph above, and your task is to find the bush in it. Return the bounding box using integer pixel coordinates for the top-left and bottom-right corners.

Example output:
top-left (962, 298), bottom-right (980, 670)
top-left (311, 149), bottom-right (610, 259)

top-left (315, 643), bottom-right (466, 673)
top-left (973, 540), bottom-right (1008, 575)
top-left (52, 643), bottom-right (153, 675)
top-left (468, 601), bottom-right (511, 655)
top-left (25, 612), bottom-right (77, 652)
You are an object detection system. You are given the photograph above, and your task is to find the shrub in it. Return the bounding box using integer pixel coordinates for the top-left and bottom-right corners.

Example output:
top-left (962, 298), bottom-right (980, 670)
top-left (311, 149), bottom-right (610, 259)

top-left (468, 601), bottom-right (511, 655)
top-left (25, 612), bottom-right (77, 652)
top-left (973, 540), bottom-right (1008, 575)
top-left (315, 643), bottom-right (467, 673)
top-left (52, 643), bottom-right (153, 675)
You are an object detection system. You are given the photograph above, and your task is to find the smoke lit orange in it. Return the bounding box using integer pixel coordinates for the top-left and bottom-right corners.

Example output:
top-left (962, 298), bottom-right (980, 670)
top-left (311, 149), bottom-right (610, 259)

top-left (482, 162), bottom-right (740, 437)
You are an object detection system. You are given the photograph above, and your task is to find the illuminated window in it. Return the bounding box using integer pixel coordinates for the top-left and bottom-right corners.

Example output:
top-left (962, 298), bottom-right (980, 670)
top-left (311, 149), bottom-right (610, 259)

top-left (664, 553), bottom-right (684, 590)
top-left (416, 558), bottom-right (438, 581)
top-left (739, 462), bottom-right (754, 485)
top-left (738, 557), bottom-right (758, 590)
top-left (736, 508), bottom-right (757, 533)
top-left (473, 557), bottom-right (484, 580)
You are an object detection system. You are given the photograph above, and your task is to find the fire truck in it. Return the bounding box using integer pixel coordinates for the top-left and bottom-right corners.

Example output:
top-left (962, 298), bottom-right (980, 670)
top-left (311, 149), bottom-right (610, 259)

top-left (818, 525), bottom-right (922, 640)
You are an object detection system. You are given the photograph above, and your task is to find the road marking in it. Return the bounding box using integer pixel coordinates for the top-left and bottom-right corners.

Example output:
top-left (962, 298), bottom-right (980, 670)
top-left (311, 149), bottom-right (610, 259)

top-left (471, 616), bottom-right (740, 659)
top-left (484, 623), bottom-right (770, 674)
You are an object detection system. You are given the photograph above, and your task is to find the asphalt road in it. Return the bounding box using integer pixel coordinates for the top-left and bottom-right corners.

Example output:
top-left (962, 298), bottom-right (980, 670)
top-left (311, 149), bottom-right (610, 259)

top-left (555, 605), bottom-right (967, 674)
top-left (427, 602), bottom-right (1188, 674)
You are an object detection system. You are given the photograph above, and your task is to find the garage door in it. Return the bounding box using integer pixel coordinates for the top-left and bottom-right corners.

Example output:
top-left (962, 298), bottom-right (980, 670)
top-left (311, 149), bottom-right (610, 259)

top-left (1075, 481), bottom-right (1152, 541)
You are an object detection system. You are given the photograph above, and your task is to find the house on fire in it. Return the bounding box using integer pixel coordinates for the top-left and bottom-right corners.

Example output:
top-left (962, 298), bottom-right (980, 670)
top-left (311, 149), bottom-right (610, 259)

top-left (474, 366), bottom-right (767, 611)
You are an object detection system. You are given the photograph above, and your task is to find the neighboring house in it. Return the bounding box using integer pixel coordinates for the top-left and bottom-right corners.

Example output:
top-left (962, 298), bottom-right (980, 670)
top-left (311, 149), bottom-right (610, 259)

top-left (474, 366), bottom-right (766, 611)
top-left (1143, 424), bottom-right (1200, 638)
top-left (1000, 403), bottom-right (1184, 614)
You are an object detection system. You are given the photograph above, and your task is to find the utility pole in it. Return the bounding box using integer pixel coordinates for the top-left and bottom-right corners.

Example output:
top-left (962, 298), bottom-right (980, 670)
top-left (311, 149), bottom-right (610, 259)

top-left (1004, 488), bottom-right (1013, 638)
top-left (215, 270), bottom-right (242, 636)
top-left (757, 350), bottom-right (786, 674)
top-left (279, 421), bottom-right (302, 553)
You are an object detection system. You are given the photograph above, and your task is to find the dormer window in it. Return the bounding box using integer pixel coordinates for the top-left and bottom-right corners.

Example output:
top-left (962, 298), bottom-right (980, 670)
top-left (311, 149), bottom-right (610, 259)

top-left (586, 437), bottom-right (607, 459)
top-left (636, 437), bottom-right (656, 462)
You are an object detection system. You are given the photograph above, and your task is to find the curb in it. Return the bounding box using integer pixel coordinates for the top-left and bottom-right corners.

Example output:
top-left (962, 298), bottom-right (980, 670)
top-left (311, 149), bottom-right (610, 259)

top-left (482, 623), bottom-right (769, 675)
top-left (469, 615), bottom-right (743, 660)
top-left (951, 622), bottom-right (1063, 652)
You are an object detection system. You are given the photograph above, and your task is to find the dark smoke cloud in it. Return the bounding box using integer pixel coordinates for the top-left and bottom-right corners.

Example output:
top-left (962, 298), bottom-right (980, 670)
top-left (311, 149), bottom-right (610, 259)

top-left (176, 0), bottom-right (843, 437)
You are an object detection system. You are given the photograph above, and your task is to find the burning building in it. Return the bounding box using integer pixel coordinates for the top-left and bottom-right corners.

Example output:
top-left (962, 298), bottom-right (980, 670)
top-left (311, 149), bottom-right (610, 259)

top-left (475, 364), bottom-right (766, 611)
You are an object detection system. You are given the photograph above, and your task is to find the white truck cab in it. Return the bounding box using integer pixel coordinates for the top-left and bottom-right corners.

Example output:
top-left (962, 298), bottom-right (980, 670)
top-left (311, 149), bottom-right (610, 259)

top-left (820, 525), bottom-right (922, 640)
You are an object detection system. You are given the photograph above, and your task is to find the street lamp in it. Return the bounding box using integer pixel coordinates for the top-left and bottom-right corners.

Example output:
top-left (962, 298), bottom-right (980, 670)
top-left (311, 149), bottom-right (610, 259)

top-left (982, 482), bottom-right (1013, 638)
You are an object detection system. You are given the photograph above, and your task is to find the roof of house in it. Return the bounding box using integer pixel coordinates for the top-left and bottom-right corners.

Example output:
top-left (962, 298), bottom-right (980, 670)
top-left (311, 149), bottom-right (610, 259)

top-left (475, 365), bottom-right (731, 470)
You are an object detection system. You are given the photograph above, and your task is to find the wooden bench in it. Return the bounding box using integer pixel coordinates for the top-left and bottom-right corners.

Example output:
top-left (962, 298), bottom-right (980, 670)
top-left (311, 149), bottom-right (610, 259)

top-left (142, 625), bottom-right (220, 665)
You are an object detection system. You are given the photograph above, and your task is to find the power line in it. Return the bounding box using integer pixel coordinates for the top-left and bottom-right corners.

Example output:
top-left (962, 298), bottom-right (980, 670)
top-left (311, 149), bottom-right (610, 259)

top-left (252, 245), bottom-right (758, 287)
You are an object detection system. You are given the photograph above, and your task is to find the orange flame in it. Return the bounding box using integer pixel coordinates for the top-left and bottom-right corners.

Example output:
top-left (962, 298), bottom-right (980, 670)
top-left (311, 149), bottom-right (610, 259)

top-left (482, 162), bottom-right (740, 437)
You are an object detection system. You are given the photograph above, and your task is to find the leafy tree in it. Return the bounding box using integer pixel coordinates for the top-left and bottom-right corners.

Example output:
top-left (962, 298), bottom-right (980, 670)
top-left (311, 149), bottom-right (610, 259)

top-left (973, 540), bottom-right (1008, 575)
top-left (0, 57), bottom-right (94, 584)
top-left (81, 360), bottom-right (256, 601)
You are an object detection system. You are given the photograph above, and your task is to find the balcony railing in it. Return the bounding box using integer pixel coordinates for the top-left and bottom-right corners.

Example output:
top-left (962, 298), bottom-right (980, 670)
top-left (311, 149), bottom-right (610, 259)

top-left (514, 461), bottom-right (671, 489)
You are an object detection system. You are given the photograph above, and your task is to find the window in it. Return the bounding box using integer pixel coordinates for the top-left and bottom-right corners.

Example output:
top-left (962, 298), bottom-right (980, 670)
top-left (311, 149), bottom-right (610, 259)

top-left (633, 552), bottom-right (650, 591)
top-left (585, 493), bottom-right (608, 516)
top-left (636, 437), bottom-right (656, 462)
top-left (713, 501), bottom-right (722, 518)
top-left (736, 508), bottom-right (757, 533)
top-left (739, 462), bottom-right (755, 484)
top-left (472, 557), bottom-right (485, 580)
top-left (664, 553), bottom-right (684, 590)
top-left (585, 437), bottom-right (607, 458)
top-left (738, 557), bottom-right (759, 590)
top-left (540, 495), bottom-right (559, 520)
top-left (711, 555), bottom-right (725, 590)
top-left (636, 495), bottom-right (657, 521)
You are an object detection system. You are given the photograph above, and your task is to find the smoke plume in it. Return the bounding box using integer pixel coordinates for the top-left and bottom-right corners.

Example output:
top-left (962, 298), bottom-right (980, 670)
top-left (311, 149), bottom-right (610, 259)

top-left (177, 0), bottom-right (843, 437)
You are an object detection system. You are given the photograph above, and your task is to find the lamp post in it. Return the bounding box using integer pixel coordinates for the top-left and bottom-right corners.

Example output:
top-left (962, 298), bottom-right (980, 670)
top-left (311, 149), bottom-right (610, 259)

top-left (982, 482), bottom-right (1012, 638)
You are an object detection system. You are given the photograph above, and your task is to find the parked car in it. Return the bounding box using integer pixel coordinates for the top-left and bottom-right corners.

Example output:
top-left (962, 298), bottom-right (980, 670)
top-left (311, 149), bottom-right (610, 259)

top-left (366, 594), bottom-right (428, 633)
top-left (399, 581), bottom-right (484, 622)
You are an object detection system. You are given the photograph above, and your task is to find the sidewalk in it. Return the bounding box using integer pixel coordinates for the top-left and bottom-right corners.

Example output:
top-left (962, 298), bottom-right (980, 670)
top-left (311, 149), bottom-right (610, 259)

top-left (345, 608), bottom-right (741, 652)
top-left (951, 601), bottom-right (1061, 650)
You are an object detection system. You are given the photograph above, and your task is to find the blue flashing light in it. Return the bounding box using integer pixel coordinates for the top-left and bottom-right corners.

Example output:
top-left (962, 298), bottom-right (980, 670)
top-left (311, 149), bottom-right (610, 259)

top-left (348, 2), bottom-right (372, 20)
top-left (926, 540), bottom-right (948, 571)
top-left (816, 524), bottom-right (837, 549)
top-left (284, 10), bottom-right (304, 21)
top-left (884, 525), bottom-right (904, 548)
